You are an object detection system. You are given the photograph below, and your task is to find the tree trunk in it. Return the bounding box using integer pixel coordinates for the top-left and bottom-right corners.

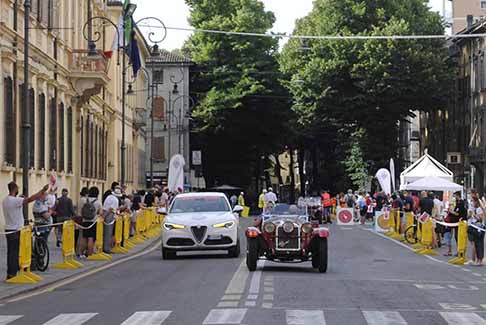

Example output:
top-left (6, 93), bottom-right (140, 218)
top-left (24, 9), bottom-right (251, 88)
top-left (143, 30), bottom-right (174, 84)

top-left (298, 144), bottom-right (305, 196)
top-left (289, 146), bottom-right (296, 203)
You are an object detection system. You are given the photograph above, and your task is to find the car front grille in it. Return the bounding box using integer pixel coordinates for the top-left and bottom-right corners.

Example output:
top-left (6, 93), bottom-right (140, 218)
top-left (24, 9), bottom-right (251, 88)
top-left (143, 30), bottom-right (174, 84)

top-left (167, 238), bottom-right (195, 246)
top-left (191, 226), bottom-right (207, 243)
top-left (276, 225), bottom-right (300, 250)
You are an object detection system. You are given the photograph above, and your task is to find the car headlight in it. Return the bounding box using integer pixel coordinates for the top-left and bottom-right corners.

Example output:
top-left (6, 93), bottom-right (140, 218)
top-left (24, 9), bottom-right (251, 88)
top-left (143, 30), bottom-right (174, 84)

top-left (163, 223), bottom-right (186, 230)
top-left (263, 222), bottom-right (276, 233)
top-left (283, 221), bottom-right (294, 233)
top-left (213, 221), bottom-right (235, 229)
top-left (302, 223), bottom-right (313, 234)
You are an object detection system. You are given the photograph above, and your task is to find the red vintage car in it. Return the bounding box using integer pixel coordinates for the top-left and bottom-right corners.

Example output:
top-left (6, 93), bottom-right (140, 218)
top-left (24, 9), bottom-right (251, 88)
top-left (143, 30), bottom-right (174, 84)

top-left (245, 204), bottom-right (329, 273)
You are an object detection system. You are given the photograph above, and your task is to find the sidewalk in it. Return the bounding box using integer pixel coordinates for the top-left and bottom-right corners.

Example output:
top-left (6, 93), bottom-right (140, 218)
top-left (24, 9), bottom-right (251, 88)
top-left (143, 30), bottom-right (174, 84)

top-left (0, 231), bottom-right (160, 301)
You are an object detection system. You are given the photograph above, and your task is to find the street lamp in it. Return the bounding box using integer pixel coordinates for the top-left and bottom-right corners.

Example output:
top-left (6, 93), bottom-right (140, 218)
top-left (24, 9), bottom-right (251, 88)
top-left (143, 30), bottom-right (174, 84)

top-left (21, 0), bottom-right (32, 221)
top-left (172, 95), bottom-right (195, 155)
top-left (83, 10), bottom-right (167, 187)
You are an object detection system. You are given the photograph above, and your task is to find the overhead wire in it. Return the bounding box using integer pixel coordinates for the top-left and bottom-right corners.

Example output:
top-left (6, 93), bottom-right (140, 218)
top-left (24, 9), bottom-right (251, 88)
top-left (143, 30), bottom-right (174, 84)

top-left (137, 24), bottom-right (485, 40)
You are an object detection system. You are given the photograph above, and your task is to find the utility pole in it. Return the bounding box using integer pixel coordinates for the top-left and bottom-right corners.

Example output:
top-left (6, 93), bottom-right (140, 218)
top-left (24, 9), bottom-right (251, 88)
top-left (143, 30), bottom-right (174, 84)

top-left (22, 0), bottom-right (31, 222)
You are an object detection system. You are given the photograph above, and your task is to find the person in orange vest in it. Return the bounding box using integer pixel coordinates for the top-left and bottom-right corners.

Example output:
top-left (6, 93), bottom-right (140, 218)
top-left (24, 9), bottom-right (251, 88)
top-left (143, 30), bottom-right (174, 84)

top-left (321, 190), bottom-right (332, 224)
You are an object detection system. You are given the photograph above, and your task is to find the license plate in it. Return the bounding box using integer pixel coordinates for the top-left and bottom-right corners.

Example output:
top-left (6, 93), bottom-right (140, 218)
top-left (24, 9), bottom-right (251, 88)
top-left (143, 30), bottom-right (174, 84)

top-left (207, 234), bottom-right (223, 240)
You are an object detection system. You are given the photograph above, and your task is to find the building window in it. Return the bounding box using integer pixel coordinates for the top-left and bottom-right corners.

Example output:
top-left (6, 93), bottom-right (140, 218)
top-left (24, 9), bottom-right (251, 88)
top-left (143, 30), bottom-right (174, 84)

top-left (94, 124), bottom-right (98, 179)
top-left (49, 98), bottom-right (57, 170)
top-left (29, 88), bottom-right (35, 168)
top-left (482, 1), bottom-right (486, 10)
top-left (38, 94), bottom-right (45, 169)
top-left (67, 107), bottom-right (73, 173)
top-left (153, 137), bottom-right (165, 161)
top-left (153, 96), bottom-right (165, 120)
top-left (153, 69), bottom-right (164, 84)
top-left (85, 117), bottom-right (90, 177)
top-left (4, 77), bottom-right (15, 165)
top-left (58, 103), bottom-right (64, 172)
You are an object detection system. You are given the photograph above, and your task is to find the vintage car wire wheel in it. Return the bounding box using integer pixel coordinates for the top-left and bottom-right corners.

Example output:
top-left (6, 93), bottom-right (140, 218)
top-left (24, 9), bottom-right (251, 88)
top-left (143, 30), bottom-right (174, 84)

top-left (317, 238), bottom-right (328, 273)
top-left (246, 238), bottom-right (259, 271)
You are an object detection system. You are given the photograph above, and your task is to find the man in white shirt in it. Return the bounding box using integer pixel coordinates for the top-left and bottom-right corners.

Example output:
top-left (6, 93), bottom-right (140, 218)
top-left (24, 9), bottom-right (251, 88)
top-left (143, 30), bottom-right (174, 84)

top-left (264, 188), bottom-right (278, 208)
top-left (3, 182), bottom-right (48, 279)
top-left (102, 186), bottom-right (121, 253)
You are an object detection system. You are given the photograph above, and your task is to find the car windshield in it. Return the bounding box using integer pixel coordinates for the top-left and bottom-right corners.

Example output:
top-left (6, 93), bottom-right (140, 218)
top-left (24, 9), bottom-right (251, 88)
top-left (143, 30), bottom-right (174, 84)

top-left (170, 196), bottom-right (231, 213)
top-left (268, 204), bottom-right (307, 216)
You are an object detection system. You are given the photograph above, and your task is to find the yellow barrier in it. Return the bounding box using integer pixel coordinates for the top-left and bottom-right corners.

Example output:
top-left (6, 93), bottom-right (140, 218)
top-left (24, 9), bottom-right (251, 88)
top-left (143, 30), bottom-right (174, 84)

top-left (385, 210), bottom-right (396, 237)
top-left (112, 216), bottom-right (129, 254)
top-left (415, 219), bottom-right (437, 255)
top-left (131, 210), bottom-right (146, 244)
top-left (87, 217), bottom-right (112, 261)
top-left (449, 221), bottom-right (468, 264)
top-left (6, 226), bottom-right (43, 284)
top-left (390, 210), bottom-right (405, 240)
top-left (405, 212), bottom-right (416, 244)
top-left (53, 220), bottom-right (84, 269)
top-left (123, 213), bottom-right (136, 250)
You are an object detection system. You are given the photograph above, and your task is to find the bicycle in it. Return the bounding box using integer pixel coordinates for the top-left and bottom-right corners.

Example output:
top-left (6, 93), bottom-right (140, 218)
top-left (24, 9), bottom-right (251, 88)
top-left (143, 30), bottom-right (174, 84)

top-left (31, 222), bottom-right (50, 272)
top-left (404, 214), bottom-right (419, 245)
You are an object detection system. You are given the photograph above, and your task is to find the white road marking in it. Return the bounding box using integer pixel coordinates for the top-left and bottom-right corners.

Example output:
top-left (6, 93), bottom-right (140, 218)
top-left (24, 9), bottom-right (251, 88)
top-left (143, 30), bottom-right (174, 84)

top-left (249, 260), bottom-right (265, 294)
top-left (286, 310), bottom-right (326, 325)
top-left (362, 311), bottom-right (407, 325)
top-left (42, 313), bottom-right (98, 325)
top-left (263, 294), bottom-right (274, 300)
top-left (217, 301), bottom-right (239, 308)
top-left (202, 309), bottom-right (247, 324)
top-left (473, 273), bottom-right (482, 277)
top-left (414, 284), bottom-right (444, 290)
top-left (262, 302), bottom-right (273, 309)
top-left (447, 284), bottom-right (479, 290)
top-left (0, 315), bottom-right (23, 325)
top-left (264, 287), bottom-right (274, 293)
top-left (440, 312), bottom-right (486, 324)
top-left (222, 294), bottom-right (242, 301)
top-left (439, 303), bottom-right (477, 310)
top-left (462, 268), bottom-right (472, 272)
top-left (120, 311), bottom-right (171, 325)
top-left (247, 294), bottom-right (258, 300)
top-left (245, 301), bottom-right (256, 307)
top-left (225, 260), bottom-right (250, 295)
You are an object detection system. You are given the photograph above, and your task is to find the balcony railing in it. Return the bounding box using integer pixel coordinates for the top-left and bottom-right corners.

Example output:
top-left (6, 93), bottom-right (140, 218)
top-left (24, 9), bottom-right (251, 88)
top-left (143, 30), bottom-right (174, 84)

top-left (133, 109), bottom-right (146, 129)
top-left (69, 49), bottom-right (109, 74)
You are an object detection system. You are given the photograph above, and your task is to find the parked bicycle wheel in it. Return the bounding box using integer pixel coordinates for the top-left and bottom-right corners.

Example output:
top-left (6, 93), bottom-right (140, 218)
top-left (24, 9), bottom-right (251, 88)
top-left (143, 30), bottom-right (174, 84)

top-left (33, 237), bottom-right (50, 272)
top-left (404, 225), bottom-right (418, 244)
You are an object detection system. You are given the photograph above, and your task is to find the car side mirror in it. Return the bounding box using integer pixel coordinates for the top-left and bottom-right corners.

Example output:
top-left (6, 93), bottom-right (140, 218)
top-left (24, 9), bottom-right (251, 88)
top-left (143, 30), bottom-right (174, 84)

top-left (158, 207), bottom-right (167, 214)
top-left (233, 205), bottom-right (244, 213)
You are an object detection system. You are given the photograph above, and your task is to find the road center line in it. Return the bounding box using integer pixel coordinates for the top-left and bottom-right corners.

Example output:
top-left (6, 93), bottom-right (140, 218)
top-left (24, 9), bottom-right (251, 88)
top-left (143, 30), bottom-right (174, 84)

top-left (248, 260), bottom-right (265, 294)
top-left (225, 259), bottom-right (250, 295)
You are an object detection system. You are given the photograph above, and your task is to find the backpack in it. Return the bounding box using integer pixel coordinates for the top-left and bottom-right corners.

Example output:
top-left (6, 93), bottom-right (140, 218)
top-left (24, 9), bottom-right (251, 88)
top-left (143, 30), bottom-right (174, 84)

top-left (82, 199), bottom-right (97, 220)
top-left (346, 195), bottom-right (355, 207)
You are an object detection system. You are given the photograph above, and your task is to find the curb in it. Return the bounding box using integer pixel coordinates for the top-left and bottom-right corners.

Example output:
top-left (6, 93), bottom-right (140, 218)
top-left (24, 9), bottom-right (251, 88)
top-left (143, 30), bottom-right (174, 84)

top-left (0, 238), bottom-right (161, 304)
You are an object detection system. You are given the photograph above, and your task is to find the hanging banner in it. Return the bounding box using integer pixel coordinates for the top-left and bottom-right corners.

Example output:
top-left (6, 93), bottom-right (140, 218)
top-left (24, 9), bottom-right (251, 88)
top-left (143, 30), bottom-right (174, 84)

top-left (390, 158), bottom-right (396, 193)
top-left (375, 168), bottom-right (392, 195)
top-left (168, 154), bottom-right (185, 193)
top-left (374, 211), bottom-right (389, 232)
top-left (337, 208), bottom-right (354, 226)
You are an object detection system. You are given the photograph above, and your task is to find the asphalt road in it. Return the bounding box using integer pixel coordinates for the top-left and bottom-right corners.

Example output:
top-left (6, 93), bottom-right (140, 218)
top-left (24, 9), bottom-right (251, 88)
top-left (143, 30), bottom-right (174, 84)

top-left (2, 218), bottom-right (486, 324)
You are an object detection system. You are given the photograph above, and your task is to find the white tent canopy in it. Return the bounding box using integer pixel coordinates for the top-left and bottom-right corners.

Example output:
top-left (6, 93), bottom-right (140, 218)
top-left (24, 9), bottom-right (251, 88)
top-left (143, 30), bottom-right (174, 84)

top-left (402, 176), bottom-right (462, 192)
top-left (400, 153), bottom-right (453, 187)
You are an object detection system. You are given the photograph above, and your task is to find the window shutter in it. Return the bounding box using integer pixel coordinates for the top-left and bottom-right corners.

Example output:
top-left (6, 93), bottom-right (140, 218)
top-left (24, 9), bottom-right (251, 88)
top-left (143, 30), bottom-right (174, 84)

top-left (67, 107), bottom-right (73, 173)
top-left (49, 98), bottom-right (57, 170)
top-left (153, 96), bottom-right (165, 120)
top-left (58, 102), bottom-right (64, 172)
top-left (38, 94), bottom-right (45, 169)
top-left (4, 77), bottom-right (15, 165)
top-left (29, 88), bottom-right (35, 168)
top-left (153, 137), bottom-right (165, 161)
top-left (19, 84), bottom-right (24, 166)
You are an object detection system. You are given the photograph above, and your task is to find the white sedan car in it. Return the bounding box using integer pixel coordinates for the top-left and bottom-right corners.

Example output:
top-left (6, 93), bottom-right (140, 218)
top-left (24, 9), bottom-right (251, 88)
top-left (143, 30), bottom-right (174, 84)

top-left (161, 192), bottom-right (242, 259)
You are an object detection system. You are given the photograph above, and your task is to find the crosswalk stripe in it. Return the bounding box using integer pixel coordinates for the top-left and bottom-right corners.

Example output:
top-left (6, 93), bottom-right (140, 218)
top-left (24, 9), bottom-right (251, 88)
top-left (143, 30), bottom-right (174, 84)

top-left (0, 315), bottom-right (23, 325)
top-left (440, 312), bottom-right (486, 324)
top-left (121, 311), bottom-right (172, 325)
top-left (42, 313), bottom-right (98, 325)
top-left (202, 309), bottom-right (247, 324)
top-left (286, 310), bottom-right (326, 325)
top-left (362, 311), bottom-right (407, 325)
